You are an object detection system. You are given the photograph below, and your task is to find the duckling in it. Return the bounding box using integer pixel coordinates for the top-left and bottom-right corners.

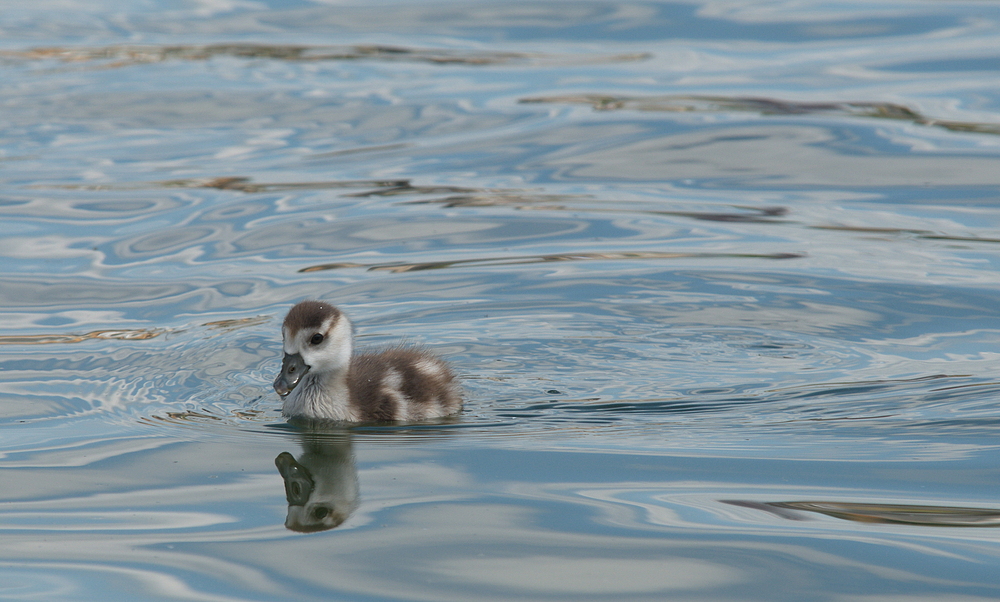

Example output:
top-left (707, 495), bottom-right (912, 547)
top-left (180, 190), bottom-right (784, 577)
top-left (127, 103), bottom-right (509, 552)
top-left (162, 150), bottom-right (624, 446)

top-left (274, 300), bottom-right (462, 422)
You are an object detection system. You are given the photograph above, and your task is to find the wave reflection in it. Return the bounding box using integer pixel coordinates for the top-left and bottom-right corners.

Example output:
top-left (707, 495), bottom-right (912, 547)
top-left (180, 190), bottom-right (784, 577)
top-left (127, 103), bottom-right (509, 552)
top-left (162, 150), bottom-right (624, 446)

top-left (300, 251), bottom-right (804, 273)
top-left (3, 44), bottom-right (649, 68)
top-left (521, 94), bottom-right (1000, 136)
top-left (724, 500), bottom-right (1000, 527)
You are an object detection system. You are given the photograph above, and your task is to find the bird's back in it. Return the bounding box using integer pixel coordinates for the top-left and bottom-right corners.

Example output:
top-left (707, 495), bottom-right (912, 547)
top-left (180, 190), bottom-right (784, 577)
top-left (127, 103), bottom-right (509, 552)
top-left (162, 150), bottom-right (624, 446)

top-left (347, 348), bottom-right (462, 421)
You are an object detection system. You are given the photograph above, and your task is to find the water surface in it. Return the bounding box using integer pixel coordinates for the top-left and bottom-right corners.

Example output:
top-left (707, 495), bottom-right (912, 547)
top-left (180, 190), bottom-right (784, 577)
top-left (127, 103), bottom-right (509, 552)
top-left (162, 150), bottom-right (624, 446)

top-left (3, 0), bottom-right (1000, 600)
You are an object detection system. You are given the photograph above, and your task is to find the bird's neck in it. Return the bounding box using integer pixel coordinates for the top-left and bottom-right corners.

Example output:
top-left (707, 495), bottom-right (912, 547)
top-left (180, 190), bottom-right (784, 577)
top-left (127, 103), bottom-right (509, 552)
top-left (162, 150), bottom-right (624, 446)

top-left (285, 369), bottom-right (354, 421)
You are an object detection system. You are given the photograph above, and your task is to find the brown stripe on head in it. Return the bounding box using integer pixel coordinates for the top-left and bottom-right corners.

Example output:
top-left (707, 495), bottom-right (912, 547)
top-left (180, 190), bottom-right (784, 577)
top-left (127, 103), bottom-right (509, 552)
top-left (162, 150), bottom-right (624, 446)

top-left (284, 300), bottom-right (341, 333)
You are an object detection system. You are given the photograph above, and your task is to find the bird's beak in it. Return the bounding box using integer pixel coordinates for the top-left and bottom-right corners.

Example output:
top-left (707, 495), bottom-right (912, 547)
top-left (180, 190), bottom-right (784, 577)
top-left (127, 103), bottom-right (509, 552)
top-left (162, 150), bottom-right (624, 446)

top-left (275, 452), bottom-right (314, 506)
top-left (274, 352), bottom-right (309, 397)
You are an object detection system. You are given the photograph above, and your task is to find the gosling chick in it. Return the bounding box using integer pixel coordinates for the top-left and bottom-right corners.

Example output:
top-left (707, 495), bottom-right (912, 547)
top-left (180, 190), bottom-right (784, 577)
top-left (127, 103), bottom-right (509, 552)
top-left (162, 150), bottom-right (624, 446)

top-left (274, 300), bottom-right (462, 422)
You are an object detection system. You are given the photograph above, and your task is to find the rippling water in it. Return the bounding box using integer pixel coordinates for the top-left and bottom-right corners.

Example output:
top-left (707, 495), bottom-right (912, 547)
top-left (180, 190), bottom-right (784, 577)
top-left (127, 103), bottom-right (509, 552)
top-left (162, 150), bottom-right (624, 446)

top-left (4, 0), bottom-right (1000, 600)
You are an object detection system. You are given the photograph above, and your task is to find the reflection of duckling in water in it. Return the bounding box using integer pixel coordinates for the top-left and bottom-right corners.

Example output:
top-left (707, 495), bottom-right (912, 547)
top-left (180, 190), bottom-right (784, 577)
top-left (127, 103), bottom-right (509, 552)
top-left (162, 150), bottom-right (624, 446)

top-left (274, 300), bottom-right (462, 422)
top-left (275, 432), bottom-right (358, 532)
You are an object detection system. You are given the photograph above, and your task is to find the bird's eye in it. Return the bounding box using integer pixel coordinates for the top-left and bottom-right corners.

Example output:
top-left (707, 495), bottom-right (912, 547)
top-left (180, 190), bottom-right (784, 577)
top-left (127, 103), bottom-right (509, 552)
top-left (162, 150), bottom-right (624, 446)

top-left (313, 506), bottom-right (329, 520)
top-left (310, 333), bottom-right (324, 345)
top-left (288, 366), bottom-right (296, 373)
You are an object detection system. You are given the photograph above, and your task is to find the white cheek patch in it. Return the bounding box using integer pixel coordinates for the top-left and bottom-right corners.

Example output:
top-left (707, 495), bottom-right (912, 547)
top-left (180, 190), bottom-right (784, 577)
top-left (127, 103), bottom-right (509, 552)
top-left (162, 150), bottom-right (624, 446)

top-left (326, 318), bottom-right (354, 363)
top-left (328, 317), bottom-right (351, 343)
top-left (290, 314), bottom-right (354, 372)
top-left (283, 326), bottom-right (298, 354)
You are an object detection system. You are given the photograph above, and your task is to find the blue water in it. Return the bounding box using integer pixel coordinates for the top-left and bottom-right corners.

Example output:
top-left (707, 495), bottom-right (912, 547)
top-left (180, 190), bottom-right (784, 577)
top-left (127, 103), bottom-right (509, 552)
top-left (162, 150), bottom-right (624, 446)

top-left (3, 0), bottom-right (1000, 600)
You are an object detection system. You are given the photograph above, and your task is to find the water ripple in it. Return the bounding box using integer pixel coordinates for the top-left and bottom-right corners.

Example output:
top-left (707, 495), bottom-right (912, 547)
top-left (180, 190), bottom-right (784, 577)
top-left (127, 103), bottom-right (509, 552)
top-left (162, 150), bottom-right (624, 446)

top-left (0, 328), bottom-right (165, 346)
top-left (300, 251), bottom-right (804, 273)
top-left (723, 500), bottom-right (1000, 528)
top-left (3, 44), bottom-right (649, 68)
top-left (520, 94), bottom-right (1000, 136)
